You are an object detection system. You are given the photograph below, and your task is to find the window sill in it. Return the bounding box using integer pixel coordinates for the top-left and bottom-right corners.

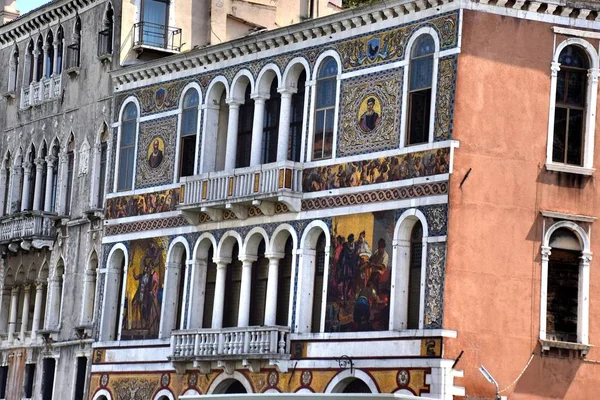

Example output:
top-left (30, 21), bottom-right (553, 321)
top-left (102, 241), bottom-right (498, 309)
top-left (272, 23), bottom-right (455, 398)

top-left (545, 163), bottom-right (595, 176)
top-left (2, 91), bottom-right (15, 99)
top-left (98, 54), bottom-right (113, 63)
top-left (540, 339), bottom-right (593, 357)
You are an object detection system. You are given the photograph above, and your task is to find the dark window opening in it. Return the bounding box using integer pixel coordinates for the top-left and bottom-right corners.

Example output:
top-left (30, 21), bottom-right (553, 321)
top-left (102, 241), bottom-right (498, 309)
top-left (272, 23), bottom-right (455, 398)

top-left (175, 252), bottom-right (187, 330)
top-left (249, 240), bottom-right (268, 326)
top-left (236, 86), bottom-right (254, 168)
top-left (223, 244), bottom-right (241, 328)
top-left (56, 27), bottom-right (64, 75)
top-left (276, 237), bottom-right (293, 326)
top-left (311, 232), bottom-right (326, 333)
top-left (65, 150), bottom-right (74, 215)
top-left (289, 70), bottom-right (306, 162)
top-left (98, 141), bottom-right (108, 207)
top-left (553, 45), bottom-right (589, 166)
top-left (225, 380), bottom-right (247, 394)
top-left (0, 366), bottom-right (7, 398)
top-left (203, 247), bottom-right (217, 329)
top-left (98, 5), bottom-right (114, 56)
top-left (45, 31), bottom-right (54, 78)
top-left (141, 0), bottom-right (169, 48)
top-left (180, 89), bottom-right (199, 178)
top-left (343, 379), bottom-right (371, 393)
top-left (547, 248), bottom-right (579, 343)
top-left (407, 35), bottom-right (434, 146)
top-left (23, 363), bottom-right (35, 398)
top-left (41, 358), bottom-right (56, 400)
top-left (262, 80), bottom-right (281, 164)
top-left (407, 221), bottom-right (423, 329)
top-left (74, 356), bottom-right (87, 400)
top-left (35, 37), bottom-right (44, 82)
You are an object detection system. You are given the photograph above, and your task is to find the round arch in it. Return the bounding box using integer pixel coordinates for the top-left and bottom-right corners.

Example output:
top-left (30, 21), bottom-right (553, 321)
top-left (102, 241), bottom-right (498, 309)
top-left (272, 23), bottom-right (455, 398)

top-left (153, 388), bottom-right (175, 400)
top-left (92, 389), bottom-right (112, 400)
top-left (394, 208), bottom-right (429, 244)
top-left (242, 227), bottom-right (270, 257)
top-left (325, 369), bottom-right (379, 393)
top-left (299, 220), bottom-right (331, 250)
top-left (311, 49), bottom-right (342, 81)
top-left (205, 76), bottom-right (229, 105)
top-left (553, 37), bottom-right (599, 69)
top-left (182, 389), bottom-right (201, 396)
top-left (193, 232), bottom-right (218, 261)
top-left (405, 26), bottom-right (441, 57)
top-left (207, 371), bottom-right (254, 394)
top-left (217, 231), bottom-right (243, 259)
top-left (543, 220), bottom-right (590, 253)
top-left (117, 96), bottom-right (141, 122)
top-left (230, 69), bottom-right (255, 101)
top-left (255, 63), bottom-right (282, 95)
top-left (282, 57), bottom-right (311, 89)
top-left (179, 81), bottom-right (203, 107)
top-left (167, 236), bottom-right (191, 264)
top-left (270, 223), bottom-right (299, 254)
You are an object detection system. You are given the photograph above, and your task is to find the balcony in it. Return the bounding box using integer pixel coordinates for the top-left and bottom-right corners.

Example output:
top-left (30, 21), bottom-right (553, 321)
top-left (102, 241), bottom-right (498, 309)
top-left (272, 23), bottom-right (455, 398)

top-left (0, 213), bottom-right (56, 251)
top-left (20, 75), bottom-right (61, 109)
top-left (170, 326), bottom-right (290, 373)
top-left (132, 21), bottom-right (182, 54)
top-left (179, 161), bottom-right (303, 222)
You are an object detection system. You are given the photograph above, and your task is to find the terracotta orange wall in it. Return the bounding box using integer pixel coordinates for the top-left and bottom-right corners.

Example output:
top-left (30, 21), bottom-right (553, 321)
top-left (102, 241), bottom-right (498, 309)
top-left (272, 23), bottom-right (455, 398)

top-left (446, 10), bottom-right (600, 399)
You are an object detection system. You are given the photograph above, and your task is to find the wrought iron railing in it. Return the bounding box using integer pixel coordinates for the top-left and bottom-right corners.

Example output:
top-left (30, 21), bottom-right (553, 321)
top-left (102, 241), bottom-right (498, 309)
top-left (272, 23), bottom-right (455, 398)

top-left (132, 21), bottom-right (182, 52)
top-left (97, 28), bottom-right (113, 57)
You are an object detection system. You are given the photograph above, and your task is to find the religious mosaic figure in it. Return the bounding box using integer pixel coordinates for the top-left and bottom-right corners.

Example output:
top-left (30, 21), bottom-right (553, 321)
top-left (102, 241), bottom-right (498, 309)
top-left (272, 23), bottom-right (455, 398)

top-left (148, 138), bottom-right (164, 168)
top-left (359, 97), bottom-right (381, 132)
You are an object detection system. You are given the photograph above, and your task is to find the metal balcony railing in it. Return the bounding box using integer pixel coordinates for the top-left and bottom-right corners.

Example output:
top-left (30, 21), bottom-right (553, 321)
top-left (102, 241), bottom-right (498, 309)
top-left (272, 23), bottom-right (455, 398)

top-left (132, 21), bottom-right (182, 52)
top-left (97, 29), bottom-right (113, 57)
top-left (0, 213), bottom-right (56, 244)
top-left (180, 161), bottom-right (303, 208)
top-left (170, 326), bottom-right (290, 361)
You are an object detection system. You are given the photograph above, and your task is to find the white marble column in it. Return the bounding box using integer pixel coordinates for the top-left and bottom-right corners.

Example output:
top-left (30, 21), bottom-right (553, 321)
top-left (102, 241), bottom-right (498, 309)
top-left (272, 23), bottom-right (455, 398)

top-left (45, 276), bottom-right (62, 330)
top-left (224, 100), bottom-right (241, 171)
top-left (33, 158), bottom-right (45, 211)
top-left (31, 281), bottom-right (45, 339)
top-left (21, 162), bottom-right (32, 211)
top-left (32, 50), bottom-right (40, 82)
top-left (53, 39), bottom-right (60, 75)
top-left (249, 96), bottom-right (267, 166)
top-left (200, 103), bottom-right (221, 173)
top-left (81, 269), bottom-right (96, 325)
top-left (100, 267), bottom-right (122, 341)
top-left (56, 153), bottom-right (68, 215)
top-left (211, 258), bottom-right (230, 329)
top-left (295, 248), bottom-right (316, 333)
top-left (44, 155), bottom-right (56, 212)
top-left (188, 259), bottom-right (207, 329)
top-left (159, 261), bottom-right (182, 338)
top-left (7, 286), bottom-right (19, 341)
top-left (276, 89), bottom-right (295, 162)
top-left (579, 252), bottom-right (592, 345)
top-left (42, 44), bottom-right (49, 77)
top-left (19, 284), bottom-right (31, 339)
top-left (264, 253), bottom-right (284, 326)
top-left (91, 143), bottom-right (102, 208)
top-left (237, 257), bottom-right (257, 327)
top-left (0, 288), bottom-right (11, 333)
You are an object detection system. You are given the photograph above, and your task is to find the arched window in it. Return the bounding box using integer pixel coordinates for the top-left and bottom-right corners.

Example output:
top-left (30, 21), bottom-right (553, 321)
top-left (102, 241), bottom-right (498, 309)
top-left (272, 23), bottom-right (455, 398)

top-left (45, 30), bottom-right (54, 77)
top-left (8, 46), bottom-right (18, 92)
top-left (179, 89), bottom-right (199, 178)
top-left (262, 80), bottom-right (280, 164)
top-left (276, 237), bottom-right (293, 326)
top-left (311, 233), bottom-right (326, 332)
top-left (313, 58), bottom-right (337, 160)
top-left (289, 70), bottom-right (306, 162)
top-left (35, 36), bottom-right (44, 82)
top-left (56, 26), bottom-right (64, 75)
top-left (100, 248), bottom-right (126, 341)
top-left (407, 35), bottom-right (435, 145)
top-left (552, 46), bottom-right (588, 166)
top-left (236, 86), bottom-right (254, 168)
top-left (66, 16), bottom-right (81, 69)
top-left (49, 143), bottom-right (59, 213)
top-left (98, 3), bottom-right (114, 56)
top-left (407, 221), bottom-right (423, 329)
top-left (96, 124), bottom-right (109, 207)
top-left (223, 244), bottom-right (242, 328)
top-left (202, 247), bottom-right (217, 329)
top-left (249, 240), bottom-right (269, 326)
top-left (1, 153), bottom-right (10, 216)
top-left (117, 102), bottom-right (138, 191)
top-left (26, 146), bottom-right (36, 211)
top-left (65, 135), bottom-right (75, 215)
top-left (25, 40), bottom-right (34, 85)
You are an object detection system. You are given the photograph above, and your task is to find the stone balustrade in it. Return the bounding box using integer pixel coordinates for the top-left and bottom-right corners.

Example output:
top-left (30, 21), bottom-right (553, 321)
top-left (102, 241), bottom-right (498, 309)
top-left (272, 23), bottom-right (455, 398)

top-left (20, 75), bottom-right (62, 109)
top-left (0, 213), bottom-right (56, 245)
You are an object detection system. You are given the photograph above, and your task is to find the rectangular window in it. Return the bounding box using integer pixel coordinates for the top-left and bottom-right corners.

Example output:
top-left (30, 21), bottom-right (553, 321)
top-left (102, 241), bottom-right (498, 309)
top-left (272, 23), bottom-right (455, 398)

top-left (142, 0), bottom-right (169, 48)
top-left (74, 356), bottom-right (87, 400)
top-left (41, 358), bottom-right (56, 400)
top-left (97, 142), bottom-right (107, 207)
top-left (407, 89), bottom-right (431, 145)
top-left (179, 135), bottom-right (196, 178)
top-left (23, 363), bottom-right (35, 399)
top-left (0, 366), bottom-right (8, 399)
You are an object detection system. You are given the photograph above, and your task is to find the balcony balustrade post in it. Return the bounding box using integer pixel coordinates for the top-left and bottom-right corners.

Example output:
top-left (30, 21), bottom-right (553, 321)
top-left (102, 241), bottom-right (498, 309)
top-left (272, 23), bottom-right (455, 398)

top-left (211, 259), bottom-right (230, 329)
top-left (276, 89), bottom-right (295, 162)
top-left (237, 257), bottom-right (257, 327)
top-left (194, 333), bottom-right (200, 357)
top-left (250, 96), bottom-right (267, 166)
top-left (224, 100), bottom-right (241, 171)
top-left (44, 156), bottom-right (57, 213)
top-left (31, 281), bottom-right (45, 339)
top-left (33, 158), bottom-right (45, 211)
top-left (7, 286), bottom-right (19, 342)
top-left (264, 253), bottom-right (284, 326)
top-left (21, 162), bottom-right (33, 212)
top-left (218, 331), bottom-right (225, 355)
top-left (19, 284), bottom-right (32, 340)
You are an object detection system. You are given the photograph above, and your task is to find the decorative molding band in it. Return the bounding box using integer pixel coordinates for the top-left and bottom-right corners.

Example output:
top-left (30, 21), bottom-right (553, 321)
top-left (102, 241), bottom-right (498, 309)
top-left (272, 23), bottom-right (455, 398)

top-left (104, 216), bottom-right (188, 236)
top-left (301, 182), bottom-right (448, 211)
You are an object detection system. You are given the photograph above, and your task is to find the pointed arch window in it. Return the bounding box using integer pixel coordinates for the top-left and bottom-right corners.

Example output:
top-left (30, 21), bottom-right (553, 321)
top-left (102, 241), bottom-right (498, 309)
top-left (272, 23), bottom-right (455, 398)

top-left (26, 148), bottom-right (36, 211)
top-left (98, 3), bottom-right (114, 57)
top-left (97, 126), bottom-right (109, 207)
top-left (56, 26), bottom-right (64, 75)
top-left (2, 154), bottom-right (11, 216)
top-left (50, 144), bottom-right (59, 213)
top-left (407, 35), bottom-right (435, 146)
top-left (35, 36), bottom-right (44, 82)
top-left (65, 136), bottom-right (75, 215)
top-left (313, 58), bottom-right (337, 160)
top-left (8, 46), bottom-right (18, 92)
top-left (66, 16), bottom-right (82, 70)
top-left (25, 41), bottom-right (34, 85)
top-left (45, 31), bottom-right (54, 77)
top-left (179, 88), bottom-right (199, 178)
top-left (117, 102), bottom-right (138, 191)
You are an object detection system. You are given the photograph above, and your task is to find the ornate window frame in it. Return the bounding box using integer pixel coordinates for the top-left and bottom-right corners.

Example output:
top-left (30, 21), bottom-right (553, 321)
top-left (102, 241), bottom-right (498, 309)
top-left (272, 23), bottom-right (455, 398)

top-left (174, 82), bottom-right (202, 181)
top-left (113, 97), bottom-right (141, 193)
top-left (540, 211), bottom-right (594, 352)
top-left (545, 37), bottom-right (599, 175)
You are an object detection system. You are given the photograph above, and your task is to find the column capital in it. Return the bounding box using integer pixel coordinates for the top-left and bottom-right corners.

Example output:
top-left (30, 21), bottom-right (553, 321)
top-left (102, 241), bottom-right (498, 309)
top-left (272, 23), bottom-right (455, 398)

top-left (226, 98), bottom-right (243, 108)
top-left (22, 284), bottom-right (32, 293)
top-left (45, 155), bottom-right (58, 167)
top-left (33, 49), bottom-right (40, 57)
top-left (250, 93), bottom-right (269, 103)
top-left (11, 286), bottom-right (20, 296)
top-left (581, 251), bottom-right (593, 264)
top-left (34, 158), bottom-right (46, 168)
top-left (278, 86), bottom-right (297, 96)
top-left (265, 251), bottom-right (285, 260)
top-left (239, 256), bottom-right (257, 264)
top-left (35, 280), bottom-right (46, 290)
top-left (587, 68), bottom-right (599, 83)
top-left (213, 257), bottom-right (232, 267)
top-left (541, 246), bottom-right (552, 260)
top-left (550, 62), bottom-right (561, 76)
top-left (58, 153), bottom-right (68, 164)
top-left (22, 162), bottom-right (33, 174)
top-left (11, 167), bottom-right (21, 177)
top-left (202, 103), bottom-right (221, 111)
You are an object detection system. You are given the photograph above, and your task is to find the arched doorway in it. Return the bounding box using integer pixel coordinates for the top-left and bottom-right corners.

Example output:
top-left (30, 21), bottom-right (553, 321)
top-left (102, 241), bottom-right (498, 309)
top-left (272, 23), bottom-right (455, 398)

top-left (342, 378), bottom-right (371, 393)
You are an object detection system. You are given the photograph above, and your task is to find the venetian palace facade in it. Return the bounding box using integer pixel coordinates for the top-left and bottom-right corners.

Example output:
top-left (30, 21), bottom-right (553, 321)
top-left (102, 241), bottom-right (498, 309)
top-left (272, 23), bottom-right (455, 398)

top-left (0, 0), bottom-right (600, 399)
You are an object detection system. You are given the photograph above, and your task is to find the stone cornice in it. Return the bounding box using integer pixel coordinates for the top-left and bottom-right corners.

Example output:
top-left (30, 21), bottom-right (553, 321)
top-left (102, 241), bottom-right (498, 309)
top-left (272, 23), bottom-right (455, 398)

top-left (111, 0), bottom-right (600, 88)
top-left (0, 0), bottom-right (100, 47)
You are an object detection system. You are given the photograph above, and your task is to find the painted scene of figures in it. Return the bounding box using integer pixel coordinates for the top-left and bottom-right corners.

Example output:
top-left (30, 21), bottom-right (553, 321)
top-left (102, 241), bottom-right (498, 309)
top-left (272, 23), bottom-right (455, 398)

top-left (105, 188), bottom-right (181, 219)
top-left (302, 147), bottom-right (450, 193)
top-left (325, 211), bottom-right (395, 332)
top-left (121, 237), bottom-right (167, 340)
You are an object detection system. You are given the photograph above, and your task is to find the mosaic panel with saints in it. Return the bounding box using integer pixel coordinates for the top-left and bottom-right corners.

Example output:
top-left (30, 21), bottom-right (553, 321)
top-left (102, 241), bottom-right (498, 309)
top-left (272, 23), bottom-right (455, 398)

top-left (326, 211), bottom-right (395, 332)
